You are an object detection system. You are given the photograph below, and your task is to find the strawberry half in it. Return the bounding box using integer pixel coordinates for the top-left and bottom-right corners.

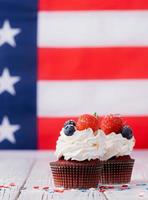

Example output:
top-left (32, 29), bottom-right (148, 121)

top-left (100, 114), bottom-right (123, 134)
top-left (76, 114), bottom-right (99, 132)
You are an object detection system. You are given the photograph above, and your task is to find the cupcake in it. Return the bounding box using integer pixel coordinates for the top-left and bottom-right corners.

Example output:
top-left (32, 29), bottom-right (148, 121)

top-left (99, 114), bottom-right (135, 184)
top-left (50, 114), bottom-right (105, 189)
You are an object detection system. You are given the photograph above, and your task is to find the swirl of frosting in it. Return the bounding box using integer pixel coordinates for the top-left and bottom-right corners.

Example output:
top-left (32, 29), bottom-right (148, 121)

top-left (99, 132), bottom-right (135, 161)
top-left (55, 128), bottom-right (105, 161)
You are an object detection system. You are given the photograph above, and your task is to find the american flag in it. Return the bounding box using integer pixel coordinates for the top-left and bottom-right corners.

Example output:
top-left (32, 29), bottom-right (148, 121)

top-left (0, 0), bottom-right (148, 149)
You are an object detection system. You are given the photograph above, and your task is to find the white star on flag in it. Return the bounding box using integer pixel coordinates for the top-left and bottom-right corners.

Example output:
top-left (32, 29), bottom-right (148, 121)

top-left (0, 68), bottom-right (20, 95)
top-left (0, 20), bottom-right (21, 47)
top-left (0, 116), bottom-right (20, 143)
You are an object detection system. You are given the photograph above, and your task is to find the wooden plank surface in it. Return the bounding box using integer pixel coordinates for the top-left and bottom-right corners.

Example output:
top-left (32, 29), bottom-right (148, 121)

top-left (0, 150), bottom-right (147, 200)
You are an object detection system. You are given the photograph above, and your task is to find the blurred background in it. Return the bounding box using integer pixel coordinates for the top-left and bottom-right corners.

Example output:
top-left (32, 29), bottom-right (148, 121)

top-left (0, 0), bottom-right (148, 149)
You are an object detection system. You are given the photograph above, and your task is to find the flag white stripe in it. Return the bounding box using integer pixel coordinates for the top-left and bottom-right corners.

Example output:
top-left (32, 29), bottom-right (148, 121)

top-left (38, 11), bottom-right (148, 47)
top-left (37, 80), bottom-right (148, 117)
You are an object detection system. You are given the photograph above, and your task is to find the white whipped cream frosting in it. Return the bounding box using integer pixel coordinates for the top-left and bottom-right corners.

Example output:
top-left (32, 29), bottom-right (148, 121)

top-left (55, 128), bottom-right (106, 161)
top-left (100, 132), bottom-right (135, 161)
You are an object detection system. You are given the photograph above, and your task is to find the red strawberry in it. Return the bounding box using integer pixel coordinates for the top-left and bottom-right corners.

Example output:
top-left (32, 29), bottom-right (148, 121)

top-left (100, 114), bottom-right (123, 134)
top-left (76, 114), bottom-right (99, 132)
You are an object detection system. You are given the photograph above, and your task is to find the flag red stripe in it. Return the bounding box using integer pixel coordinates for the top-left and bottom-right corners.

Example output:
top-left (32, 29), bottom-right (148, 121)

top-left (39, 0), bottom-right (148, 11)
top-left (38, 48), bottom-right (148, 80)
top-left (38, 116), bottom-right (148, 149)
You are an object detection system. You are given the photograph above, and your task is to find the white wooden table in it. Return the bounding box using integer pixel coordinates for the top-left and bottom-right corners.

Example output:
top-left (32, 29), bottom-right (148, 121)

top-left (0, 150), bottom-right (147, 200)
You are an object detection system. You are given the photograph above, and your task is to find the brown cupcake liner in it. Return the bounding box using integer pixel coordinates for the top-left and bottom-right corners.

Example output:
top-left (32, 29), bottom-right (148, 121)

top-left (50, 160), bottom-right (103, 189)
top-left (99, 159), bottom-right (135, 184)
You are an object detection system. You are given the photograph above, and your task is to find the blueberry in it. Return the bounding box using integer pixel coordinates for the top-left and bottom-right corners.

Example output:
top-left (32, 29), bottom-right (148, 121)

top-left (121, 126), bottom-right (133, 140)
top-left (64, 125), bottom-right (75, 136)
top-left (64, 124), bottom-right (75, 136)
top-left (64, 120), bottom-right (76, 127)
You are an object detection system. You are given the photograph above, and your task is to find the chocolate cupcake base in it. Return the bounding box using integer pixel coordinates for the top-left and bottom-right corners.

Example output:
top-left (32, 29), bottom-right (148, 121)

top-left (50, 159), bottom-right (102, 189)
top-left (99, 158), bottom-right (135, 184)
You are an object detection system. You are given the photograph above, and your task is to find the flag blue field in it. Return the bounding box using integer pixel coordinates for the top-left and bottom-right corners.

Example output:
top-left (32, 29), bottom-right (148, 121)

top-left (0, 0), bottom-right (37, 149)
